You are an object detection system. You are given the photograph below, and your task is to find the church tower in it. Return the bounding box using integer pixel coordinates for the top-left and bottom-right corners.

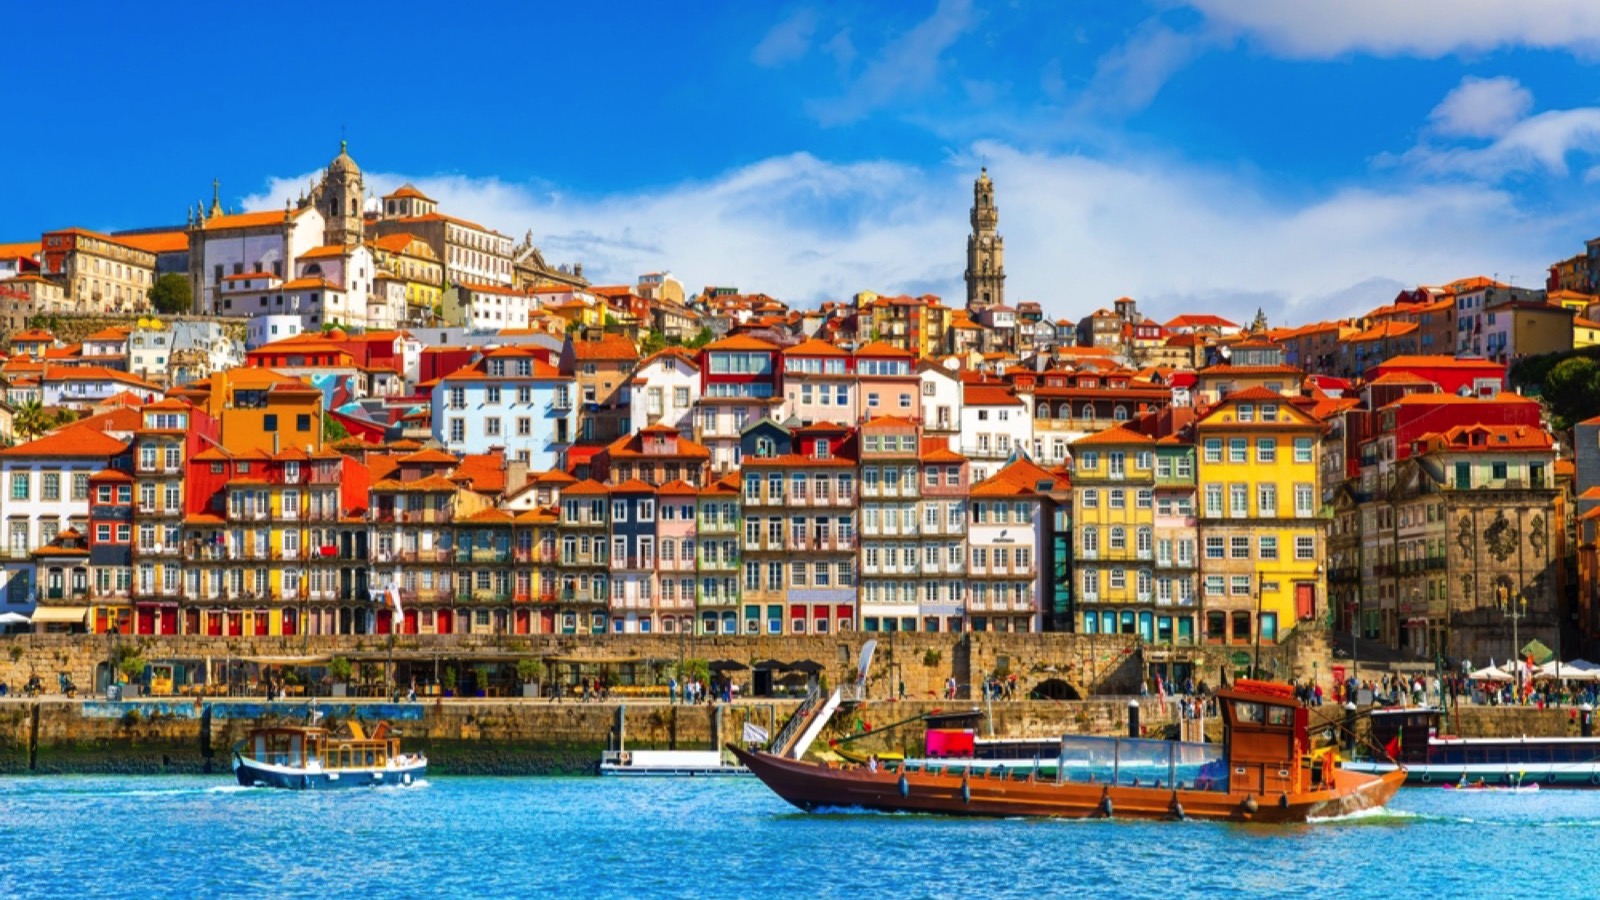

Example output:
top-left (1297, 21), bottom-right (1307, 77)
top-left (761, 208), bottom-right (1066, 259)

top-left (964, 167), bottom-right (1005, 313)
top-left (320, 140), bottom-right (365, 247)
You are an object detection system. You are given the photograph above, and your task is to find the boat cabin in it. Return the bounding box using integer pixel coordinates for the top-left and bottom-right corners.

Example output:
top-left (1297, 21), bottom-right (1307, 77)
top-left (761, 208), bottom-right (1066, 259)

top-left (1366, 708), bottom-right (1437, 766)
top-left (241, 723), bottom-right (402, 771)
top-left (1217, 680), bottom-right (1313, 796)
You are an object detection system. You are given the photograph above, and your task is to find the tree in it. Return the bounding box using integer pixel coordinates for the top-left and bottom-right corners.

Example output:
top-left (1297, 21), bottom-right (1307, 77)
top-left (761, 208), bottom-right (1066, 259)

top-left (148, 273), bottom-right (192, 315)
top-left (13, 399), bottom-right (50, 442)
top-left (639, 330), bottom-right (668, 355)
top-left (1543, 356), bottom-right (1600, 431)
top-left (685, 326), bottom-right (715, 349)
top-left (322, 414), bottom-right (350, 443)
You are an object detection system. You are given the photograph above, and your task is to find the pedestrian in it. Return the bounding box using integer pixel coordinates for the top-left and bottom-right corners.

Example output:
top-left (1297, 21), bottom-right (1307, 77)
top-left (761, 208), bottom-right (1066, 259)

top-left (669, 676), bottom-right (678, 705)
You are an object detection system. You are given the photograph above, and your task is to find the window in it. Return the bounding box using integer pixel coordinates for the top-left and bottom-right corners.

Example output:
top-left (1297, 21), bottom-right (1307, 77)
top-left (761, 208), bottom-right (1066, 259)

top-left (1295, 536), bottom-right (1316, 560)
top-left (1080, 489), bottom-right (1099, 509)
top-left (1204, 575), bottom-right (1224, 596)
top-left (1109, 568), bottom-right (1126, 590)
top-left (1229, 484), bottom-right (1248, 517)
top-left (263, 414), bottom-right (278, 432)
top-left (1203, 439), bottom-right (1221, 463)
top-left (1258, 484), bottom-right (1277, 517)
top-left (73, 473), bottom-right (89, 500)
top-left (1136, 489), bottom-right (1152, 509)
top-left (485, 418), bottom-right (501, 437)
top-left (9, 473), bottom-right (26, 500)
top-left (1204, 483), bottom-right (1222, 515)
top-left (1230, 575), bottom-right (1252, 596)
top-left (1109, 527), bottom-right (1126, 551)
top-left (42, 473), bottom-right (59, 501)
top-left (1256, 438), bottom-right (1276, 463)
top-left (1228, 438), bottom-right (1247, 464)
top-left (449, 419), bottom-right (465, 442)
top-left (1204, 536), bottom-right (1224, 559)
top-left (1294, 484), bottom-right (1315, 518)
top-left (1259, 535), bottom-right (1278, 560)
top-left (1109, 489), bottom-right (1125, 510)
top-left (1230, 536), bottom-right (1250, 559)
top-left (1293, 437), bottom-right (1313, 463)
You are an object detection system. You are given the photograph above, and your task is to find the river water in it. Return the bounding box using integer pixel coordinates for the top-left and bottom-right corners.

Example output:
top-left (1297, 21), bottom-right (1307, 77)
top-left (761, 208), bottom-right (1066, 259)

top-left (2, 776), bottom-right (1597, 898)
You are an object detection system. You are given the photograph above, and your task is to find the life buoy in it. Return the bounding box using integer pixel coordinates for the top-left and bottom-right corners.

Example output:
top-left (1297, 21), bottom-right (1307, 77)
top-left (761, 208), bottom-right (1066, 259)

top-left (1099, 795), bottom-right (1113, 817)
top-left (1170, 800), bottom-right (1185, 821)
top-left (1589, 773), bottom-right (1599, 787)
top-left (618, 751), bottom-right (631, 766)
top-left (1420, 771), bottom-right (1431, 784)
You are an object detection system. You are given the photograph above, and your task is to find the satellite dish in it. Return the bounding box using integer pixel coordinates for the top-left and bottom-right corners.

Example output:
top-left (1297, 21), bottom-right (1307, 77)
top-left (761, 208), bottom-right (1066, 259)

top-left (1219, 345), bottom-right (1232, 360)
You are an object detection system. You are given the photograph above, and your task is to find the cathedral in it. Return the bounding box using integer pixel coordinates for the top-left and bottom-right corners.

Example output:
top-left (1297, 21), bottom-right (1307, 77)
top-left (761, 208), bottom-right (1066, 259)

top-left (964, 167), bottom-right (1005, 313)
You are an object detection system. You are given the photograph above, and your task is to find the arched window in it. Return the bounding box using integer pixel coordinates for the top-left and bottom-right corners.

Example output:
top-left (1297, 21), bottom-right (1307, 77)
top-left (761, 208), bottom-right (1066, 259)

top-left (1058, 403), bottom-right (1070, 418)
top-left (350, 198), bottom-right (358, 216)
top-left (1113, 405), bottom-right (1129, 421)
top-left (1035, 403), bottom-right (1048, 419)
top-left (1081, 404), bottom-right (1095, 421)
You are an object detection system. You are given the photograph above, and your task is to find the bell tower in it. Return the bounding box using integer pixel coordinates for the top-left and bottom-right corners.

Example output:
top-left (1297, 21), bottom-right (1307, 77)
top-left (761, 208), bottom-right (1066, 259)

top-left (321, 140), bottom-right (365, 247)
top-left (964, 167), bottom-right (1005, 313)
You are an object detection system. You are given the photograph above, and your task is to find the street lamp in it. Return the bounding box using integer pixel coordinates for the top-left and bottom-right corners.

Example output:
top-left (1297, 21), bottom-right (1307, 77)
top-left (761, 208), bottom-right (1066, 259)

top-left (1496, 585), bottom-right (1527, 702)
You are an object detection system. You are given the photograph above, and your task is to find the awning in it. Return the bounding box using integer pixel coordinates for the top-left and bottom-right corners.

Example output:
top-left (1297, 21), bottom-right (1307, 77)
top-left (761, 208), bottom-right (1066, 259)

top-left (29, 606), bottom-right (88, 624)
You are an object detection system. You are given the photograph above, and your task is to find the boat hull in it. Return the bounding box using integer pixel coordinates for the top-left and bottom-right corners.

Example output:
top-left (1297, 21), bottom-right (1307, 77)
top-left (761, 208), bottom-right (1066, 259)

top-left (730, 747), bottom-right (1405, 823)
top-left (232, 752), bottom-right (426, 790)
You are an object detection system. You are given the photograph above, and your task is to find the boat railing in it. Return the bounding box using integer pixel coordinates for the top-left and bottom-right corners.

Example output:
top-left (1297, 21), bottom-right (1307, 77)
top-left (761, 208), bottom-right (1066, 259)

top-left (893, 736), bottom-right (1228, 792)
top-left (768, 685), bottom-right (822, 756)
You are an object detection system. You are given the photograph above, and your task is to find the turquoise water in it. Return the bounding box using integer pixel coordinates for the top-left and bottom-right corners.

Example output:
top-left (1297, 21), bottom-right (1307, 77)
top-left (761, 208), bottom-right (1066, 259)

top-left (2, 776), bottom-right (1598, 898)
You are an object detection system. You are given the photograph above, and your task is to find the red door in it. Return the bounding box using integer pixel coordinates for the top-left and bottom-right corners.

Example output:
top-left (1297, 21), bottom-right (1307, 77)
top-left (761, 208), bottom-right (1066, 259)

top-left (376, 610), bottom-right (392, 634)
top-left (159, 609), bottom-right (177, 635)
top-left (437, 609), bottom-right (454, 634)
top-left (136, 609), bottom-right (155, 635)
top-left (1295, 583), bottom-right (1315, 621)
top-left (403, 610), bottom-right (418, 634)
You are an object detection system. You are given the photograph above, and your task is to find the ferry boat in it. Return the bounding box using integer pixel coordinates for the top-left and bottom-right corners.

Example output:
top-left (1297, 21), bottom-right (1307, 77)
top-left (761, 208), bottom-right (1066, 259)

top-left (232, 721), bottom-right (426, 790)
top-left (1343, 707), bottom-right (1600, 787)
top-left (733, 679), bottom-right (1405, 823)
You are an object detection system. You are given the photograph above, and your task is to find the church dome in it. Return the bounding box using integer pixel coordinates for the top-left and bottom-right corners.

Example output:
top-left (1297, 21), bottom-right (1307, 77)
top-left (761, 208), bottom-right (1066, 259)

top-left (328, 140), bottom-right (360, 175)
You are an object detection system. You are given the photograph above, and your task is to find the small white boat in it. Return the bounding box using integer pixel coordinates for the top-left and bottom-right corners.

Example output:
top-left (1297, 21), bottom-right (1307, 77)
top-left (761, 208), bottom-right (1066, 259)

top-left (598, 748), bottom-right (748, 777)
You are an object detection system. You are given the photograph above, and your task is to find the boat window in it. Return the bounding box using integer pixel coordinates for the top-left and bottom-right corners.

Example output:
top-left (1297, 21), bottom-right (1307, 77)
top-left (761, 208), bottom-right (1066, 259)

top-left (1233, 701), bottom-right (1263, 723)
top-left (1266, 706), bottom-right (1293, 726)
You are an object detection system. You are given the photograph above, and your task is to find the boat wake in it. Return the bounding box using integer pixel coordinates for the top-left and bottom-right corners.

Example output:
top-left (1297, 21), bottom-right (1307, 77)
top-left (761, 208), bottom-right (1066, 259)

top-left (1306, 806), bottom-right (1419, 825)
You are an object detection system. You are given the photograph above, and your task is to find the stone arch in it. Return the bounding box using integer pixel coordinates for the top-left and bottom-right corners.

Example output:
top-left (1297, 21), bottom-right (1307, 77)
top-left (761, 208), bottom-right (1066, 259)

top-left (1031, 678), bottom-right (1082, 700)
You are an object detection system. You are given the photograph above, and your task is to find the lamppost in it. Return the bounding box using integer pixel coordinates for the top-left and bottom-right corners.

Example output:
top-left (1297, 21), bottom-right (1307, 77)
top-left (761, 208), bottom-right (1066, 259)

top-left (1497, 585), bottom-right (1527, 702)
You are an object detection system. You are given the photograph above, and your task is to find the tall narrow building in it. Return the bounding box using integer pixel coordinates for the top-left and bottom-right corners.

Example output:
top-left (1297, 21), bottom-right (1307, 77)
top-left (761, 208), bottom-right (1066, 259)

top-left (964, 167), bottom-right (1005, 313)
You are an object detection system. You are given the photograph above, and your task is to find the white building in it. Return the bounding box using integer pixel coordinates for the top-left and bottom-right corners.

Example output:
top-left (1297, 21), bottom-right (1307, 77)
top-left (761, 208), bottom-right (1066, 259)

top-left (0, 426), bottom-right (129, 620)
top-left (959, 381), bottom-right (1030, 483)
top-left (627, 347), bottom-right (700, 437)
top-left (244, 315), bottom-right (306, 351)
top-left (459, 282), bottom-right (534, 330)
top-left (40, 366), bottom-right (163, 408)
top-left (917, 359), bottom-right (963, 444)
top-left (191, 207), bottom-right (325, 315)
top-left (432, 347), bottom-right (576, 469)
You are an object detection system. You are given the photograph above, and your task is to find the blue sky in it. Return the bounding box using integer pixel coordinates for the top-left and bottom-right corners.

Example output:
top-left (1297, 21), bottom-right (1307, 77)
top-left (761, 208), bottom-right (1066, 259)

top-left (11, 1), bottom-right (1600, 324)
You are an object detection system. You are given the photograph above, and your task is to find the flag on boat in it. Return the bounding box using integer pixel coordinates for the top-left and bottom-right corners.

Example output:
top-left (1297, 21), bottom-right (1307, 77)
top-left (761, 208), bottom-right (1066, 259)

top-left (1384, 733), bottom-right (1401, 761)
top-left (742, 722), bottom-right (769, 745)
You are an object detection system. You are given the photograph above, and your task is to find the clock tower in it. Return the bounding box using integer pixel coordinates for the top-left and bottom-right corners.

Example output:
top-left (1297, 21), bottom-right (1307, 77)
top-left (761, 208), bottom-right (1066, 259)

top-left (964, 167), bottom-right (1005, 313)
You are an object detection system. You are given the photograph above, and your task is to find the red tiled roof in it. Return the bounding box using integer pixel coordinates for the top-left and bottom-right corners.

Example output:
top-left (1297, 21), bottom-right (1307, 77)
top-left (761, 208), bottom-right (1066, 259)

top-left (0, 425), bottom-right (127, 458)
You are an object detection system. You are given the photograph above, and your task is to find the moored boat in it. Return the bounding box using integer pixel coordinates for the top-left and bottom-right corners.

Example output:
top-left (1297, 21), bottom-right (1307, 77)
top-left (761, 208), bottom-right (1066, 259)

top-left (1344, 707), bottom-right (1600, 787)
top-left (733, 679), bottom-right (1405, 823)
top-left (232, 721), bottom-right (426, 790)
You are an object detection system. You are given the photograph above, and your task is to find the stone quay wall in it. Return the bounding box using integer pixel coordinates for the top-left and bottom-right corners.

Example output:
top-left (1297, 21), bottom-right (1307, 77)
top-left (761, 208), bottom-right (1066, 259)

top-left (0, 629), bottom-right (1330, 703)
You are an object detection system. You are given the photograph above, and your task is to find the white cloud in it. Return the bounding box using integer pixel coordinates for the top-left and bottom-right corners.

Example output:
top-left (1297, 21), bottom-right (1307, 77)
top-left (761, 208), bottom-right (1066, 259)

top-left (1428, 76), bottom-right (1534, 138)
top-left (243, 144), bottom-right (1566, 328)
top-left (1086, 20), bottom-right (1221, 112)
top-left (752, 8), bottom-right (818, 67)
top-left (805, 0), bottom-right (976, 126)
top-left (1183, 0), bottom-right (1600, 59)
top-left (1408, 106), bottom-right (1600, 178)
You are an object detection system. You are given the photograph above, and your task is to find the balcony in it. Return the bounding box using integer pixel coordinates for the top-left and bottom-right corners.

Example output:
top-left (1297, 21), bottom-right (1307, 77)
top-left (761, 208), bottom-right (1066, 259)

top-left (560, 588), bottom-right (608, 604)
top-left (228, 507), bottom-right (270, 522)
top-left (377, 548), bottom-right (451, 564)
top-left (460, 549), bottom-right (511, 565)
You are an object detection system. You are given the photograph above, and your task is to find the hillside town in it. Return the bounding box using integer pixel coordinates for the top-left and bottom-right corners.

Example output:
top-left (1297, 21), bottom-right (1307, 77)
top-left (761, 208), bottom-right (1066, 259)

top-left (0, 143), bottom-right (1597, 677)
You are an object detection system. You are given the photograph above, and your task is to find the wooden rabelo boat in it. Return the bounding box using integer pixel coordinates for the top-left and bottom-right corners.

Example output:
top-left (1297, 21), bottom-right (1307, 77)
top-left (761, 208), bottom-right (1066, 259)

top-left (233, 721), bottom-right (426, 790)
top-left (732, 679), bottom-right (1405, 823)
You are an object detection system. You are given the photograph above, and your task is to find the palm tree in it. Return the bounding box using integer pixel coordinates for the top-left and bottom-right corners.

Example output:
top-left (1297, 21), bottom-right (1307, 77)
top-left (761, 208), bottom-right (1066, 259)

top-left (14, 399), bottom-right (50, 443)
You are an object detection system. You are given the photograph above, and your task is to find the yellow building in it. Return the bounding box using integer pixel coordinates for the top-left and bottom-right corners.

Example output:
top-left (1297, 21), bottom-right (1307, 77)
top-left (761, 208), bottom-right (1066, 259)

top-left (1070, 425), bottom-right (1162, 639)
top-left (370, 232), bottom-right (443, 318)
top-left (1575, 315), bottom-right (1600, 349)
top-left (1195, 387), bottom-right (1326, 650)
